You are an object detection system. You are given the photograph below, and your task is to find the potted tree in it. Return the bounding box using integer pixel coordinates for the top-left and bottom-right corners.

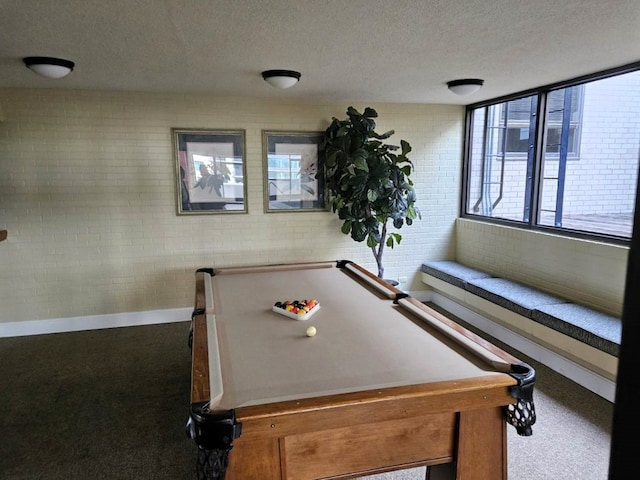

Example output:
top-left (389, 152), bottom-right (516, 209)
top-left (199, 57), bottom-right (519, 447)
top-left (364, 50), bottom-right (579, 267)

top-left (319, 106), bottom-right (420, 279)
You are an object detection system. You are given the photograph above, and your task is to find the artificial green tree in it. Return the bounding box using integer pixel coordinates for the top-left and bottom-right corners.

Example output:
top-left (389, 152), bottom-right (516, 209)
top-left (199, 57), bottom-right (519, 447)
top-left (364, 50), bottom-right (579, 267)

top-left (319, 106), bottom-right (420, 279)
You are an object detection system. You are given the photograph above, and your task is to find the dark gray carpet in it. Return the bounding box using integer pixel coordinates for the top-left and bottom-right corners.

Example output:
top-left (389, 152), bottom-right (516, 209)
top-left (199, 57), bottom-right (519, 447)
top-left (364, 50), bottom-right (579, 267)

top-left (0, 322), bottom-right (195, 480)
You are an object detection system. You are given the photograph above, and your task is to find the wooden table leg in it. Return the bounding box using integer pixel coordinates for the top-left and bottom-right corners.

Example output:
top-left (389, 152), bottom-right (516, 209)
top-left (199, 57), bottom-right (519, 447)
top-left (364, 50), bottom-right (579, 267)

top-left (456, 407), bottom-right (507, 480)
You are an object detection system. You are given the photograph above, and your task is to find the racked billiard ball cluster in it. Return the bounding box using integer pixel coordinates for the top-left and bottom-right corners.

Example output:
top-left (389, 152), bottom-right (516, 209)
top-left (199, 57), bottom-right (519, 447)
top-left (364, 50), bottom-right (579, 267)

top-left (272, 299), bottom-right (321, 321)
top-left (273, 299), bottom-right (318, 316)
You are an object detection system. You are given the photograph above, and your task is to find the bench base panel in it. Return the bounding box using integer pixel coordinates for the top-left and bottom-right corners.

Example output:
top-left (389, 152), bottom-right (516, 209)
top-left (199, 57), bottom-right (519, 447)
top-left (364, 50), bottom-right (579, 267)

top-left (422, 281), bottom-right (616, 402)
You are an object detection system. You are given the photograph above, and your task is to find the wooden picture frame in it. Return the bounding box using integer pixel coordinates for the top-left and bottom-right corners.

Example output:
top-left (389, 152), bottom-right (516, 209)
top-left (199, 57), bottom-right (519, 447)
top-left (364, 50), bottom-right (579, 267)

top-left (173, 128), bottom-right (247, 214)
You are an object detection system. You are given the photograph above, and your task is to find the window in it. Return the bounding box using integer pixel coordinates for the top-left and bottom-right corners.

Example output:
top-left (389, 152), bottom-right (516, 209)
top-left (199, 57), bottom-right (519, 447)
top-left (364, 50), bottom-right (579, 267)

top-left (463, 65), bottom-right (640, 240)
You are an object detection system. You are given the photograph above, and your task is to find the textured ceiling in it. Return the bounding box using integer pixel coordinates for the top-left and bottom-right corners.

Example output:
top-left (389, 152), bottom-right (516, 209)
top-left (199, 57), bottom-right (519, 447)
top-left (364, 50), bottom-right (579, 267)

top-left (1, 0), bottom-right (639, 105)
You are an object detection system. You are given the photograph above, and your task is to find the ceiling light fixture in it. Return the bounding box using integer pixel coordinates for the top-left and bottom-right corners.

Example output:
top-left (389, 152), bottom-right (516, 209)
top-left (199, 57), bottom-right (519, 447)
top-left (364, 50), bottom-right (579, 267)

top-left (261, 70), bottom-right (301, 89)
top-left (23, 56), bottom-right (75, 79)
top-left (447, 78), bottom-right (484, 96)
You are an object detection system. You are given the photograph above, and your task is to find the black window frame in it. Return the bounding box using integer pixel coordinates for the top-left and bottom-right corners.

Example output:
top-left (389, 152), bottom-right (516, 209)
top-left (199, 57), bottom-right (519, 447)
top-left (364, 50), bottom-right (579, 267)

top-left (460, 61), bottom-right (640, 246)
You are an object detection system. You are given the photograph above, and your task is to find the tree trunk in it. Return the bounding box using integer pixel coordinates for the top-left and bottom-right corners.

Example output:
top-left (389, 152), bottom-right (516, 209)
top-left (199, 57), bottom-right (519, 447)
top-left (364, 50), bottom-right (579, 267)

top-left (373, 221), bottom-right (388, 278)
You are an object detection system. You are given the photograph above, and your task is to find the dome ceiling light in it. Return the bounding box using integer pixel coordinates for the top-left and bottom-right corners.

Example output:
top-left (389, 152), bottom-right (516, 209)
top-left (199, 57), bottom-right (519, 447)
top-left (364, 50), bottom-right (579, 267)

top-left (262, 70), bottom-right (301, 89)
top-left (446, 78), bottom-right (484, 96)
top-left (23, 56), bottom-right (75, 79)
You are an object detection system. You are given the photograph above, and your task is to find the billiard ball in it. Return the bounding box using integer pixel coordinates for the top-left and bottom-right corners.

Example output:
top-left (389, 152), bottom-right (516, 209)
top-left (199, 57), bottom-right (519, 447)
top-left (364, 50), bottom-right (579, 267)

top-left (306, 326), bottom-right (317, 337)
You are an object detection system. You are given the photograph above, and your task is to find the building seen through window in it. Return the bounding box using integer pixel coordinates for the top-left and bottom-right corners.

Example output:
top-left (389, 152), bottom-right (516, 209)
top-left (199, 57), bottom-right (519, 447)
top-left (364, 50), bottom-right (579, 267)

top-left (464, 67), bottom-right (640, 240)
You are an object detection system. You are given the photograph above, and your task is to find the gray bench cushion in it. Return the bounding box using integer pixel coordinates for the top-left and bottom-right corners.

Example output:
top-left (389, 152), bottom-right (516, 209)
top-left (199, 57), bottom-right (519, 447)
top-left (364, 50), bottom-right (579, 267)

top-left (533, 304), bottom-right (622, 357)
top-left (466, 277), bottom-right (567, 318)
top-left (421, 261), bottom-right (492, 289)
top-left (422, 260), bottom-right (622, 355)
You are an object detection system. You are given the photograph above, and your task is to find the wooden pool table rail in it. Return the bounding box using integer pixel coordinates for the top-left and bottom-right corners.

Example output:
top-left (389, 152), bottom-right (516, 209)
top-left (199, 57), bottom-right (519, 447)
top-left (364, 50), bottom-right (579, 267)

top-left (205, 260), bottom-right (403, 299)
top-left (398, 296), bottom-right (536, 436)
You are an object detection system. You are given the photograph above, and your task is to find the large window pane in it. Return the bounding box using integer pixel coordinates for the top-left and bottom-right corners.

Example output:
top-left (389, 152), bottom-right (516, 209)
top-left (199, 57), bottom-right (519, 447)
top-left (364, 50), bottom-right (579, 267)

top-left (538, 72), bottom-right (640, 238)
top-left (466, 96), bottom-right (537, 222)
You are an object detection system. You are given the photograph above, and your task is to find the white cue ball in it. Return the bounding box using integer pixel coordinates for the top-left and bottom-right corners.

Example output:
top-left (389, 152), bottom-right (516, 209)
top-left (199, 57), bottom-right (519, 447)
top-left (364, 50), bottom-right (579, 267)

top-left (306, 326), bottom-right (317, 337)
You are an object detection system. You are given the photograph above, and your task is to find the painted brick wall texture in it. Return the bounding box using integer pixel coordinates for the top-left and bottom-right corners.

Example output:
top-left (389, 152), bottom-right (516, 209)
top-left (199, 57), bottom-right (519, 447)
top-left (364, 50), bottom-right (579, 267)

top-left (0, 89), bottom-right (463, 323)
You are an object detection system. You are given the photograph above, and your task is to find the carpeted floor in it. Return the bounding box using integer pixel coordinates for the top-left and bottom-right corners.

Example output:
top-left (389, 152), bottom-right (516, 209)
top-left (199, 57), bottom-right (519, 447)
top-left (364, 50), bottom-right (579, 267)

top-left (0, 316), bottom-right (614, 480)
top-left (0, 322), bottom-right (195, 480)
top-left (504, 347), bottom-right (613, 479)
top-left (426, 303), bottom-right (614, 480)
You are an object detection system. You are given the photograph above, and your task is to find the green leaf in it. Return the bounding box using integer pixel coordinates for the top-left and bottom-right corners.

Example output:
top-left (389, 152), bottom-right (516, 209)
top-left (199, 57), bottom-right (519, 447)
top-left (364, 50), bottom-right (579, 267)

top-left (401, 139), bottom-right (412, 156)
top-left (347, 106), bottom-right (361, 117)
top-left (365, 220), bottom-right (380, 239)
top-left (337, 125), bottom-right (350, 137)
top-left (324, 151), bottom-right (337, 168)
top-left (363, 118), bottom-right (376, 134)
top-left (386, 233), bottom-right (402, 248)
top-left (338, 206), bottom-right (351, 220)
top-left (341, 220), bottom-right (352, 235)
top-left (366, 234), bottom-right (379, 248)
top-left (352, 147), bottom-right (368, 158)
top-left (354, 157), bottom-right (369, 171)
top-left (366, 189), bottom-right (379, 202)
top-left (351, 221), bottom-right (367, 242)
top-left (370, 129), bottom-right (394, 140)
top-left (362, 107), bottom-right (378, 118)
top-left (368, 139), bottom-right (383, 149)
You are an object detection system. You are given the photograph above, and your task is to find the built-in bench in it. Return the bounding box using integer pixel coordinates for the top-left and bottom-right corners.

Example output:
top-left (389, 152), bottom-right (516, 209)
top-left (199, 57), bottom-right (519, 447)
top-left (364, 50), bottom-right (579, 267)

top-left (421, 260), bottom-right (622, 401)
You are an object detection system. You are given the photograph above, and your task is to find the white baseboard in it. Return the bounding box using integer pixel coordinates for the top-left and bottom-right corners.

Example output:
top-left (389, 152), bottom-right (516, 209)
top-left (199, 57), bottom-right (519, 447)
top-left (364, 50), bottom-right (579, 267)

top-left (430, 292), bottom-right (616, 403)
top-left (0, 307), bottom-right (192, 338)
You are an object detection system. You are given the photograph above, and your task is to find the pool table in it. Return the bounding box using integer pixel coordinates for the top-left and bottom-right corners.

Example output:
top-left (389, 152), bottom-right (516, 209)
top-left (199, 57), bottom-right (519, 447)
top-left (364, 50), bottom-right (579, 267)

top-left (186, 260), bottom-right (535, 480)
